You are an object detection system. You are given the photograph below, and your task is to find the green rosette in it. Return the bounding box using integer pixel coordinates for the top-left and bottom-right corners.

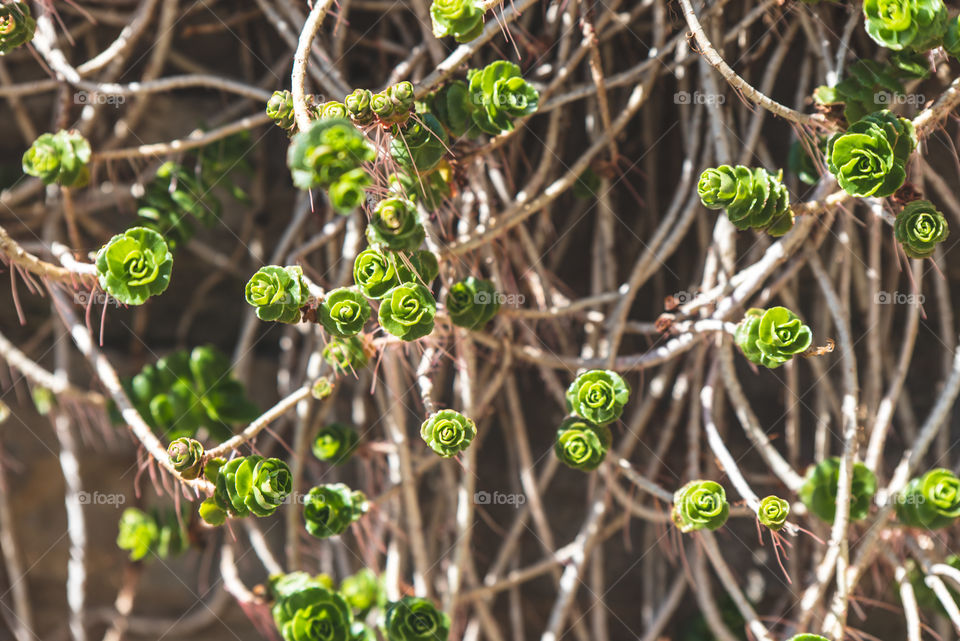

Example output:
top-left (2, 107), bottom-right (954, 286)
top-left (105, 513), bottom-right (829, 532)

top-left (671, 480), bottom-right (730, 533)
top-left (390, 81), bottom-right (415, 113)
top-left (354, 247), bottom-right (402, 298)
top-left (123, 345), bottom-right (258, 442)
top-left (467, 61), bottom-right (539, 135)
top-left (0, 2), bottom-right (36, 54)
top-left (894, 200), bottom-right (948, 259)
top-left (734, 306), bottom-right (812, 369)
top-left (22, 130), bottom-right (91, 187)
top-left (564, 369), bottom-right (630, 426)
top-left (826, 110), bottom-right (915, 198)
top-left (323, 337), bottom-right (370, 374)
top-left (863, 0), bottom-right (948, 52)
top-left (370, 82), bottom-right (415, 126)
top-left (272, 574), bottom-right (354, 641)
top-left (420, 409), bottom-right (477, 457)
top-left (897, 468), bottom-right (960, 529)
top-left (378, 283), bottom-right (436, 341)
top-left (319, 288), bottom-right (371, 338)
top-left (245, 265), bottom-right (309, 324)
top-left (287, 118), bottom-right (375, 191)
top-left (320, 101), bottom-right (349, 119)
top-left (203, 455), bottom-right (291, 523)
top-left (757, 495), bottom-right (790, 531)
top-left (303, 483), bottom-right (368, 539)
top-left (430, 0), bottom-right (483, 43)
top-left (339, 569), bottom-right (384, 617)
top-left (116, 508), bottom-right (160, 561)
top-left (345, 88), bottom-right (375, 126)
top-left (366, 198), bottom-right (425, 251)
top-left (329, 167), bottom-right (371, 215)
top-left (945, 16), bottom-right (960, 59)
top-left (117, 507), bottom-right (188, 561)
top-left (247, 457), bottom-right (293, 517)
top-left (697, 165), bottom-right (793, 236)
top-left (445, 277), bottom-right (500, 330)
top-left (384, 597), bottom-right (451, 641)
top-left (267, 90), bottom-right (296, 130)
top-left (798, 457), bottom-right (877, 524)
top-left (312, 423), bottom-right (360, 464)
top-left (371, 91), bottom-right (397, 124)
top-left (95, 227), bottom-right (173, 306)
top-left (554, 417), bottom-right (611, 471)
top-left (167, 437), bottom-right (204, 480)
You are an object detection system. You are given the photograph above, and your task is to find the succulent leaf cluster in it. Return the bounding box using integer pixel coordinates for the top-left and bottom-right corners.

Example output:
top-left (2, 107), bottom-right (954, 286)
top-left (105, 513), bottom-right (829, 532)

top-left (826, 110), bottom-right (916, 198)
top-left (420, 409), bottom-right (477, 457)
top-left (121, 346), bottom-right (258, 442)
top-left (371, 81), bottom-right (416, 127)
top-left (897, 468), bottom-right (960, 529)
top-left (757, 495), bottom-right (790, 531)
top-left (338, 569), bottom-right (385, 617)
top-left (384, 597), bottom-right (451, 641)
top-left (430, 0), bottom-right (484, 43)
top-left (287, 118), bottom-right (376, 214)
top-left (319, 288), bottom-right (371, 338)
top-left (167, 437), bottom-right (205, 479)
top-left (200, 455), bottom-right (292, 525)
top-left (466, 61), bottom-right (540, 135)
top-left (894, 200), bottom-right (949, 259)
top-left (798, 457), bottom-right (877, 524)
top-left (0, 2), bottom-right (36, 54)
top-left (271, 572), bottom-right (354, 641)
top-left (245, 265), bottom-right (310, 324)
top-left (366, 198), bottom-right (426, 251)
top-left (303, 483), bottom-right (368, 538)
top-left (445, 277), bottom-right (499, 330)
top-left (672, 480), bottom-right (730, 533)
top-left (697, 165), bottom-right (793, 236)
top-left (117, 507), bottom-right (190, 562)
top-left (554, 417), bottom-right (611, 471)
top-left (22, 130), bottom-right (91, 187)
top-left (95, 227), bottom-right (174, 306)
top-left (734, 306), bottom-right (812, 369)
top-left (863, 0), bottom-right (948, 52)
top-left (565, 369), bottom-right (630, 426)
top-left (323, 336), bottom-right (371, 374)
top-left (312, 423), bottom-right (360, 465)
